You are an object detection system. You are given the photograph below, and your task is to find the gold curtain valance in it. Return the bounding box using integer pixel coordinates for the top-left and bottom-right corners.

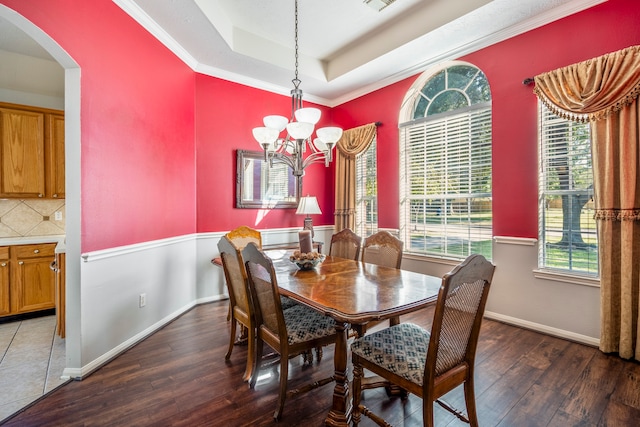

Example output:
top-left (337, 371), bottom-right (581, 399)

top-left (533, 45), bottom-right (640, 122)
top-left (334, 122), bottom-right (378, 232)
top-left (336, 123), bottom-right (378, 158)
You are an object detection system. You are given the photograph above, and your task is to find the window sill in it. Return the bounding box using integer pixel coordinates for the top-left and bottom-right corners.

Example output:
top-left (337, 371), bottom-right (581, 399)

top-left (533, 269), bottom-right (600, 288)
top-left (403, 252), bottom-right (461, 267)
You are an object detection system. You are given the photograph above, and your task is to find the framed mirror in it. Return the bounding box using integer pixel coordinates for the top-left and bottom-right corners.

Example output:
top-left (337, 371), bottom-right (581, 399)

top-left (236, 150), bottom-right (301, 208)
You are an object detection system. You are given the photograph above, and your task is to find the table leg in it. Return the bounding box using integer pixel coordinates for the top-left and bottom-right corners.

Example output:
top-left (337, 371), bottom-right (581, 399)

top-left (325, 321), bottom-right (351, 427)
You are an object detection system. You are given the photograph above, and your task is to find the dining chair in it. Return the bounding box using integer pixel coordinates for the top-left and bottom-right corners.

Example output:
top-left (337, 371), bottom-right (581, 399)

top-left (361, 230), bottom-right (404, 269)
top-left (328, 228), bottom-right (362, 260)
top-left (225, 226), bottom-right (302, 318)
top-left (217, 235), bottom-right (257, 382)
top-left (215, 226), bottom-right (262, 323)
top-left (350, 254), bottom-right (495, 427)
top-left (218, 235), bottom-right (311, 382)
top-left (358, 230), bottom-right (404, 337)
top-left (242, 242), bottom-right (338, 421)
top-left (226, 225), bottom-right (262, 250)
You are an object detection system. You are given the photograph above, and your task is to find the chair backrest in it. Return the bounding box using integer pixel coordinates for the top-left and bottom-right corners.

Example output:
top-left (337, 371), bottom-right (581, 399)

top-left (425, 254), bottom-right (495, 382)
top-left (226, 226), bottom-right (262, 250)
top-left (242, 242), bottom-right (285, 339)
top-left (329, 228), bottom-right (362, 260)
top-left (362, 230), bottom-right (403, 269)
top-left (217, 235), bottom-right (251, 316)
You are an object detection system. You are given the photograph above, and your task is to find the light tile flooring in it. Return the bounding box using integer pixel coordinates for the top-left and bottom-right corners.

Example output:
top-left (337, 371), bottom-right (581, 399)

top-left (0, 315), bottom-right (67, 422)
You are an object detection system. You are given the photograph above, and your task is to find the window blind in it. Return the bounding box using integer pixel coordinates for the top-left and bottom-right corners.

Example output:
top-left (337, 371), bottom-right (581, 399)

top-left (400, 107), bottom-right (492, 259)
top-left (355, 137), bottom-right (378, 237)
top-left (538, 104), bottom-right (598, 275)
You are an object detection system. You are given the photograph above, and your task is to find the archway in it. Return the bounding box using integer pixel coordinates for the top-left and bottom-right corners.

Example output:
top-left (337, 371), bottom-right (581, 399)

top-left (0, 4), bottom-right (82, 379)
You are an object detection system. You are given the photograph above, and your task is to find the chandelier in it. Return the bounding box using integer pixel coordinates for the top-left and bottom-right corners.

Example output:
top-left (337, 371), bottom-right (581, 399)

top-left (252, 0), bottom-right (343, 177)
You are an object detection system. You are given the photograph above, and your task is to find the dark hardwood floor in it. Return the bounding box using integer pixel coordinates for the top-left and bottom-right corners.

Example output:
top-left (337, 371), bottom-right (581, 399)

top-left (2, 300), bottom-right (639, 426)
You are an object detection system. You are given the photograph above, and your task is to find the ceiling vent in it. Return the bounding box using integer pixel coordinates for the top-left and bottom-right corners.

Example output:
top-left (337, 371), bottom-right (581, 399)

top-left (363, 0), bottom-right (397, 12)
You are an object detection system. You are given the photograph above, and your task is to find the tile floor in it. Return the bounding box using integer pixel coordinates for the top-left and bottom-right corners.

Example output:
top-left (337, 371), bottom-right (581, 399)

top-left (0, 315), bottom-right (67, 421)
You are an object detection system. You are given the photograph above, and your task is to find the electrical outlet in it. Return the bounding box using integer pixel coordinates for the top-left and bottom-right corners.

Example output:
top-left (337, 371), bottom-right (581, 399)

top-left (139, 293), bottom-right (146, 307)
top-left (54, 211), bottom-right (63, 221)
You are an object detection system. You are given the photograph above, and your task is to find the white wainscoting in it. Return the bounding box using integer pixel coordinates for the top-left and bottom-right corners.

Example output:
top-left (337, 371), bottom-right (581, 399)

top-left (71, 235), bottom-right (201, 378)
top-left (402, 236), bottom-right (601, 347)
top-left (69, 228), bottom-right (600, 379)
top-left (71, 226), bottom-right (335, 379)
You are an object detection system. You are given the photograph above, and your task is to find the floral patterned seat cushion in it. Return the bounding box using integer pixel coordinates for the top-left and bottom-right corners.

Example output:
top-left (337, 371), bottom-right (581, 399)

top-left (351, 322), bottom-right (430, 386)
top-left (283, 304), bottom-right (336, 345)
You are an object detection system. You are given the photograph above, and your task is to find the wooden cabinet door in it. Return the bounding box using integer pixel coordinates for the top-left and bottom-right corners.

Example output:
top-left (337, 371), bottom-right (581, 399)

top-left (0, 247), bottom-right (9, 316)
top-left (55, 252), bottom-right (66, 338)
top-left (46, 113), bottom-right (65, 198)
top-left (10, 244), bottom-right (56, 314)
top-left (0, 107), bottom-right (46, 198)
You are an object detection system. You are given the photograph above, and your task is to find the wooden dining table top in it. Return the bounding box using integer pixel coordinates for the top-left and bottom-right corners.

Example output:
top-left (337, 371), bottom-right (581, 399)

top-left (267, 250), bottom-right (442, 325)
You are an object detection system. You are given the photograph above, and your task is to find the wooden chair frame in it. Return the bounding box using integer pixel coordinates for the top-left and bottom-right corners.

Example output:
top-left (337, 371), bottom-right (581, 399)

top-left (352, 254), bottom-right (495, 427)
top-left (243, 243), bottom-right (337, 420)
top-left (329, 228), bottom-right (362, 261)
top-left (217, 235), bottom-right (255, 382)
top-left (362, 230), bottom-right (403, 269)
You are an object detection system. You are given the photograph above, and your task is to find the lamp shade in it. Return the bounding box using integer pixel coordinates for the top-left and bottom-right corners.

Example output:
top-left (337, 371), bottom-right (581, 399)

top-left (287, 121), bottom-right (314, 140)
top-left (263, 115), bottom-right (288, 132)
top-left (316, 126), bottom-right (343, 144)
top-left (296, 196), bottom-right (322, 215)
top-left (252, 127), bottom-right (279, 148)
top-left (294, 107), bottom-right (321, 125)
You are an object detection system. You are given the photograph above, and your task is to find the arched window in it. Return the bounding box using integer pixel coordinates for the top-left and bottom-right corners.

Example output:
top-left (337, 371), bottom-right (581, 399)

top-left (399, 62), bottom-right (492, 260)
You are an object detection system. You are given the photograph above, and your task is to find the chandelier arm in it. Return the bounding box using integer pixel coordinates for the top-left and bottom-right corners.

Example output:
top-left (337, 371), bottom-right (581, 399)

top-left (269, 152), bottom-right (296, 170)
top-left (302, 152), bottom-right (331, 169)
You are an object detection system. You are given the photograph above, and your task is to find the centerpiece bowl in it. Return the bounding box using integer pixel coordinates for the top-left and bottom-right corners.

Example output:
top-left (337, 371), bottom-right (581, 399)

top-left (290, 251), bottom-right (326, 270)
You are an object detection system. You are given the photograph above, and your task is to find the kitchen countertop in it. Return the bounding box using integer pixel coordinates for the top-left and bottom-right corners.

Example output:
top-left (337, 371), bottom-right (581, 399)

top-left (0, 235), bottom-right (66, 253)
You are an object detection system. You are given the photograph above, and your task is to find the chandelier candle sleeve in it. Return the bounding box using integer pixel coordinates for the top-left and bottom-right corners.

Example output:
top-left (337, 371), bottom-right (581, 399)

top-left (299, 230), bottom-right (313, 254)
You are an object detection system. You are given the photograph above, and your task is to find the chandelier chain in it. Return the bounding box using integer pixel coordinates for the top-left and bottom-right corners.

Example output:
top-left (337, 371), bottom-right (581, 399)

top-left (293, 0), bottom-right (300, 89)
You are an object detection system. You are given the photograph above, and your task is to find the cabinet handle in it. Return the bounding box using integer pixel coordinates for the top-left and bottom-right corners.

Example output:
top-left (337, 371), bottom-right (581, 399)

top-left (0, 263), bottom-right (5, 267)
top-left (34, 249), bottom-right (40, 254)
top-left (38, 194), bottom-right (43, 198)
top-left (53, 194), bottom-right (58, 198)
top-left (18, 261), bottom-right (24, 265)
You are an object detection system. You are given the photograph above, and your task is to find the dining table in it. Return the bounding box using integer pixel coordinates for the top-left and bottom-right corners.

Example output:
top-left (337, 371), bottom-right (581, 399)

top-left (267, 250), bottom-right (442, 427)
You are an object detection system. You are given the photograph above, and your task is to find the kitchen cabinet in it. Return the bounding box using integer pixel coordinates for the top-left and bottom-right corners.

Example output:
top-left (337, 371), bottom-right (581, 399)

top-left (53, 251), bottom-right (65, 338)
top-left (0, 102), bottom-right (64, 199)
top-left (46, 113), bottom-right (65, 199)
top-left (0, 243), bottom-right (56, 318)
top-left (0, 247), bottom-right (9, 316)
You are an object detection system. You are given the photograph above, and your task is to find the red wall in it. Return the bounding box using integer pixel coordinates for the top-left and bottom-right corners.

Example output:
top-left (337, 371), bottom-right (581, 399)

top-left (332, 0), bottom-right (640, 238)
top-left (1, 0), bottom-right (197, 252)
top-left (195, 74), bottom-right (335, 232)
top-left (2, 0), bottom-right (639, 249)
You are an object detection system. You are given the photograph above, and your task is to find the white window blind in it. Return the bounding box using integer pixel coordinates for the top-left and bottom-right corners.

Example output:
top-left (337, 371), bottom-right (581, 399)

top-left (538, 103), bottom-right (598, 275)
top-left (355, 137), bottom-right (378, 237)
top-left (400, 107), bottom-right (492, 259)
top-left (263, 162), bottom-right (291, 202)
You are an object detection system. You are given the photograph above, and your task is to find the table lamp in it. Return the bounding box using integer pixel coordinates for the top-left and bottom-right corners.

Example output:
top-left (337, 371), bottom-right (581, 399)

top-left (296, 195), bottom-right (321, 238)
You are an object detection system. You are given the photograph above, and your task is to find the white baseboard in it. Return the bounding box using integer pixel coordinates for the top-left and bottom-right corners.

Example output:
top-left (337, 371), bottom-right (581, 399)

top-left (62, 294), bottom-right (229, 380)
top-left (484, 310), bottom-right (600, 347)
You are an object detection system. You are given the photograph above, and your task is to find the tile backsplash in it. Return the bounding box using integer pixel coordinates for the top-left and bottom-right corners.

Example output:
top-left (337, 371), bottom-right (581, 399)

top-left (0, 199), bottom-right (65, 238)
